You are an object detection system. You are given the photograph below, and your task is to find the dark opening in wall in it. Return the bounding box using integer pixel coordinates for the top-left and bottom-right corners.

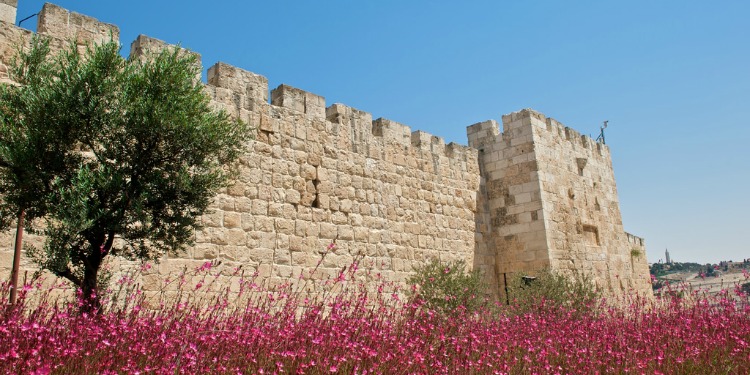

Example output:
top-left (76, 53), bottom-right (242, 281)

top-left (311, 178), bottom-right (320, 208)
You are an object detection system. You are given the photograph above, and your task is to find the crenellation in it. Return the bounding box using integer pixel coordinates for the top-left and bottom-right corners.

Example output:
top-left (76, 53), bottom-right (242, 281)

top-left (410, 130), bottom-right (433, 151)
top-left (467, 120), bottom-right (501, 150)
top-left (37, 3), bottom-right (119, 46)
top-left (372, 117), bottom-right (411, 147)
top-left (271, 84), bottom-right (326, 118)
top-left (324, 103), bottom-right (373, 153)
top-left (207, 62), bottom-right (268, 108)
top-left (471, 108), bottom-right (651, 297)
top-left (0, 0), bottom-right (17, 24)
top-left (0, 2), bottom-right (650, 304)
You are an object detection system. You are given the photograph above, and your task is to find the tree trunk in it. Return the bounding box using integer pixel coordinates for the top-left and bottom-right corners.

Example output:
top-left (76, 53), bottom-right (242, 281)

top-left (76, 234), bottom-right (110, 314)
top-left (80, 263), bottom-right (101, 313)
top-left (9, 210), bottom-right (24, 304)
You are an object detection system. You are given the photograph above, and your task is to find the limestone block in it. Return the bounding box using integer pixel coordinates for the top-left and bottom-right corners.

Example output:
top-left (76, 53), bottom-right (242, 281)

top-left (271, 84), bottom-right (325, 118)
top-left (289, 235), bottom-right (305, 252)
top-left (207, 62), bottom-right (268, 104)
top-left (233, 197), bottom-right (252, 213)
top-left (201, 210), bottom-right (222, 227)
top-left (338, 225), bottom-right (354, 241)
top-left (274, 218), bottom-right (295, 235)
top-left (223, 212), bottom-right (241, 229)
top-left (300, 191), bottom-right (316, 207)
top-left (0, 0), bottom-right (17, 25)
top-left (285, 189), bottom-right (301, 205)
top-left (268, 203), bottom-right (285, 217)
top-left (225, 228), bottom-right (247, 246)
top-left (218, 246), bottom-right (246, 262)
top-left (325, 104), bottom-right (373, 150)
top-left (300, 164), bottom-right (317, 180)
top-left (248, 200), bottom-right (267, 216)
top-left (311, 208), bottom-right (329, 222)
top-left (314, 193), bottom-right (328, 209)
top-left (372, 118), bottom-right (411, 147)
top-left (255, 232), bottom-right (275, 249)
top-left (410, 131), bottom-right (434, 150)
top-left (129, 37), bottom-right (202, 87)
top-left (236, 214), bottom-right (253, 232)
top-left (38, 3), bottom-right (119, 46)
top-left (319, 223), bottom-right (337, 239)
top-left (254, 216), bottom-right (274, 232)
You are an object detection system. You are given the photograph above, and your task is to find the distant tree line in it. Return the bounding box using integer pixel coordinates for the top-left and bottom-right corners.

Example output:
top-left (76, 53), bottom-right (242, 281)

top-left (650, 262), bottom-right (704, 277)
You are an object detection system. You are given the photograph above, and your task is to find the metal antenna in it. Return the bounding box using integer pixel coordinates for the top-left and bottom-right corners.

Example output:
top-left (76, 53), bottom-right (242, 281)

top-left (596, 120), bottom-right (608, 144)
top-left (18, 13), bottom-right (38, 27)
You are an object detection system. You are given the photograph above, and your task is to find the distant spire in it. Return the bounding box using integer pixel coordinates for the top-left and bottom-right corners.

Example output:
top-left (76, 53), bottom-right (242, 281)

top-left (665, 248), bottom-right (671, 264)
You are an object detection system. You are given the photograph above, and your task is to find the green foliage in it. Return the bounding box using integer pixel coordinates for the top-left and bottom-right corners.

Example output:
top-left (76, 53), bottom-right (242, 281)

top-left (0, 37), bottom-right (248, 309)
top-left (0, 36), bottom-right (81, 228)
top-left (705, 264), bottom-right (716, 277)
top-left (507, 269), bottom-right (600, 313)
top-left (407, 259), bottom-right (485, 314)
top-left (650, 262), bottom-right (704, 277)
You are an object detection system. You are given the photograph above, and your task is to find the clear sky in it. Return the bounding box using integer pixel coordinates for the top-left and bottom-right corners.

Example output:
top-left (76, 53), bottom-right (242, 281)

top-left (14, 1), bottom-right (750, 264)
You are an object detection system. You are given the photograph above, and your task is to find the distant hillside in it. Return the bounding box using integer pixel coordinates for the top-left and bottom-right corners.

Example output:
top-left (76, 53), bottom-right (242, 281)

top-left (650, 261), bottom-right (750, 296)
top-left (650, 262), bottom-right (704, 277)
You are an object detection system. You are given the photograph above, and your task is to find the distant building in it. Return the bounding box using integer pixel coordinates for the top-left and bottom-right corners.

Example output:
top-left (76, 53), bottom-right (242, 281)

top-left (665, 249), bottom-right (671, 264)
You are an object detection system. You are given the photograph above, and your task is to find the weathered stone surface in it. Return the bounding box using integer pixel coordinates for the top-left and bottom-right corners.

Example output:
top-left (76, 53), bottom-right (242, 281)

top-left (470, 109), bottom-right (651, 297)
top-left (0, 3), bottom-right (650, 302)
top-left (37, 3), bottom-right (119, 46)
top-left (0, 0), bottom-right (17, 25)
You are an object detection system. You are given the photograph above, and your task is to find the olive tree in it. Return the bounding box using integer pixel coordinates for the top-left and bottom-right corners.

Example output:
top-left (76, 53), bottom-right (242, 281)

top-left (0, 37), bottom-right (247, 311)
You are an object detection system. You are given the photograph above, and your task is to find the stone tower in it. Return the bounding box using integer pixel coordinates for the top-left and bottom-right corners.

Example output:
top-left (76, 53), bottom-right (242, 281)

top-left (469, 109), bottom-right (651, 295)
top-left (0, 3), bottom-right (652, 300)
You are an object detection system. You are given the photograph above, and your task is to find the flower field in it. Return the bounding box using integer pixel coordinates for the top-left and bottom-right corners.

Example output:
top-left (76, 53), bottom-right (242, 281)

top-left (1, 263), bottom-right (749, 374)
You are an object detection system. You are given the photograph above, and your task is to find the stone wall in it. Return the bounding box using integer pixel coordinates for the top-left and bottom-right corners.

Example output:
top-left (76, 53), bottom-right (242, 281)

top-left (173, 60), bottom-right (481, 292)
top-left (470, 109), bottom-right (651, 295)
top-left (627, 232), bottom-right (651, 289)
top-left (0, 2), bottom-right (651, 300)
top-left (0, 3), bottom-right (480, 298)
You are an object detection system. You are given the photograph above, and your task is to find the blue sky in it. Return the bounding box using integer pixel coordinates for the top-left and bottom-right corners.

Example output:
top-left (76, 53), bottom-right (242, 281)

top-left (15, 1), bottom-right (749, 264)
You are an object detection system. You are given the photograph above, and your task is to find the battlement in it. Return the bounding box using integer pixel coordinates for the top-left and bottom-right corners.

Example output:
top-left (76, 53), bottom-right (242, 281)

top-left (38, 3), bottom-right (119, 46)
top-left (467, 109), bottom-right (608, 160)
top-left (0, 2), bottom-right (479, 169)
top-left (501, 108), bottom-right (608, 158)
top-left (466, 120), bottom-right (501, 150)
top-left (271, 84), bottom-right (326, 118)
top-left (626, 232), bottom-right (646, 248)
top-left (0, 2), bottom-right (650, 300)
top-left (0, 0), bottom-right (17, 24)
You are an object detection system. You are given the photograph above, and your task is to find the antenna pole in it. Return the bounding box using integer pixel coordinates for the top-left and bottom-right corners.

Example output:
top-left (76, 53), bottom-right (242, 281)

top-left (596, 120), bottom-right (608, 144)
